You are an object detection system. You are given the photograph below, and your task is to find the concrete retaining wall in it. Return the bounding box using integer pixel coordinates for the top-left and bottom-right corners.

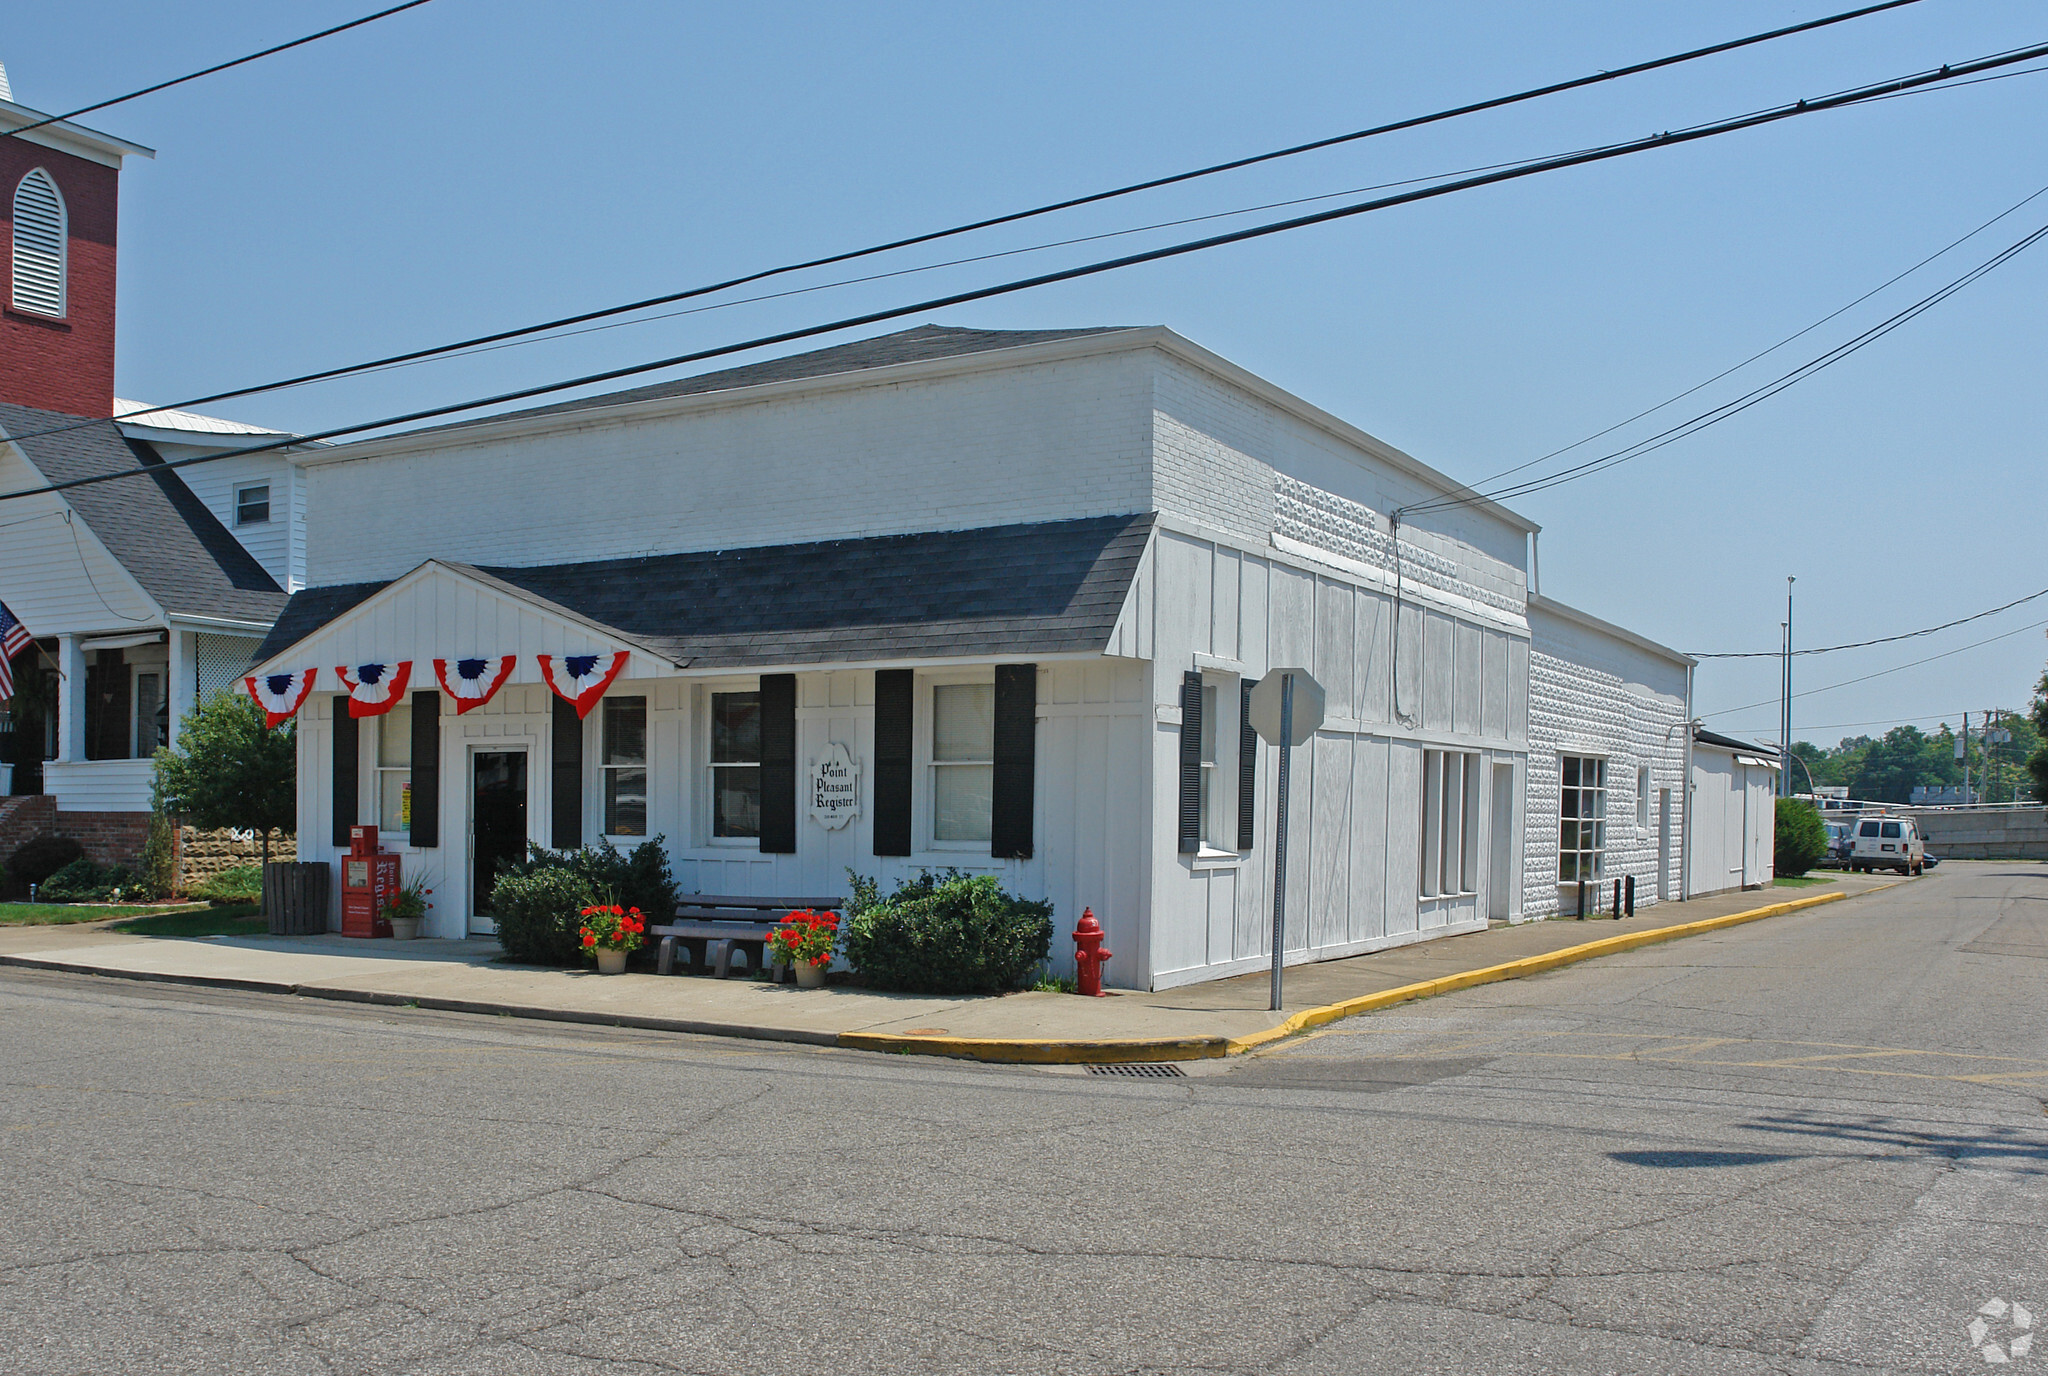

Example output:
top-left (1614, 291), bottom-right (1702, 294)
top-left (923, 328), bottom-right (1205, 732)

top-left (1902, 806), bottom-right (2048, 860)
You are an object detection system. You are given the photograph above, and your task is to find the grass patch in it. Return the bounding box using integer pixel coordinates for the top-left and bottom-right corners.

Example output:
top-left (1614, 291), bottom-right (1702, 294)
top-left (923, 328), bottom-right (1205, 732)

top-left (0, 901), bottom-right (202, 925)
top-left (111, 904), bottom-right (265, 938)
top-left (1773, 874), bottom-right (1836, 887)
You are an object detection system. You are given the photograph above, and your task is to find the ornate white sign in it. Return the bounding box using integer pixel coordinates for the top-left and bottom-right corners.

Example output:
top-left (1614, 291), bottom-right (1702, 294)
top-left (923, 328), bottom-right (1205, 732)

top-left (808, 742), bottom-right (862, 830)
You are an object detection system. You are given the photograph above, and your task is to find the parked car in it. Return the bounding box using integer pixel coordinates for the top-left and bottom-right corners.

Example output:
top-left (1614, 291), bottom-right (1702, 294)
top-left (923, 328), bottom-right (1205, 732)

top-left (1850, 816), bottom-right (1926, 875)
top-left (1922, 851), bottom-right (1941, 869)
top-left (1824, 821), bottom-right (1853, 868)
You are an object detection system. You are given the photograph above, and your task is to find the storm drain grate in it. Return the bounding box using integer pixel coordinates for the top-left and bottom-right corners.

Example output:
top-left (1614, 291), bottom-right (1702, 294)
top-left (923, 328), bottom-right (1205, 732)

top-left (1087, 1063), bottom-right (1186, 1078)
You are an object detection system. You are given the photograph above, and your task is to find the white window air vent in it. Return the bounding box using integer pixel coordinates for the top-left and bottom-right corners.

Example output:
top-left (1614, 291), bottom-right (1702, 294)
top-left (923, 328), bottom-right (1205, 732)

top-left (12, 168), bottom-right (66, 317)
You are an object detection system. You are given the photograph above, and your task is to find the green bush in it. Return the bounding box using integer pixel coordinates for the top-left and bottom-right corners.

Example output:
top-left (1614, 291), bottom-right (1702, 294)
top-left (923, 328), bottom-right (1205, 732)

top-left (39, 858), bottom-right (142, 903)
top-left (489, 866), bottom-right (598, 965)
top-left (843, 869), bottom-right (1053, 995)
top-left (1774, 797), bottom-right (1829, 877)
top-left (487, 837), bottom-right (676, 965)
top-left (8, 834), bottom-right (85, 893)
top-left (192, 863), bottom-right (263, 904)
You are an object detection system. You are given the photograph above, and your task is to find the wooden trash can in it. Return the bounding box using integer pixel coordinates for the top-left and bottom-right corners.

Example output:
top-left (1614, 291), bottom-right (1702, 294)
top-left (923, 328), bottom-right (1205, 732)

top-left (264, 861), bottom-right (331, 936)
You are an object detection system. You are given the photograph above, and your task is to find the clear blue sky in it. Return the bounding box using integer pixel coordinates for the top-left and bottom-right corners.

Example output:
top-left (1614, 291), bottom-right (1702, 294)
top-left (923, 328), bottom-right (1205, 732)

top-left (9, 1), bottom-right (2046, 747)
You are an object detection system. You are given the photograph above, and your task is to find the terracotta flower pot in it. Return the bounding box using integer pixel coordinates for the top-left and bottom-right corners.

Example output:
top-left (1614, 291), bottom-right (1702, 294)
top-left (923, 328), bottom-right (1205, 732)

top-left (595, 948), bottom-right (628, 975)
top-left (794, 960), bottom-right (827, 989)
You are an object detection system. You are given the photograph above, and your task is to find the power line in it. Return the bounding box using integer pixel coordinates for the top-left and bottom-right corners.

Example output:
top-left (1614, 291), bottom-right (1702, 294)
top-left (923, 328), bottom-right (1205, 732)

top-left (0, 0), bottom-right (1931, 451)
top-left (6, 36), bottom-right (2043, 505)
top-left (1407, 176), bottom-right (2048, 507)
top-left (2, 1), bottom-right (438, 143)
top-left (1700, 618), bottom-right (2048, 719)
top-left (1692, 586), bottom-right (2048, 658)
top-left (1401, 200), bottom-right (2048, 515)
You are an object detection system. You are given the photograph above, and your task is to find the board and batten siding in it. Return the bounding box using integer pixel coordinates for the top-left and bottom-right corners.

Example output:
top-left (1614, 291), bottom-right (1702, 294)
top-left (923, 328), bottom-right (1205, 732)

top-left (294, 647), bottom-right (1152, 974)
top-left (1136, 522), bottom-right (1528, 990)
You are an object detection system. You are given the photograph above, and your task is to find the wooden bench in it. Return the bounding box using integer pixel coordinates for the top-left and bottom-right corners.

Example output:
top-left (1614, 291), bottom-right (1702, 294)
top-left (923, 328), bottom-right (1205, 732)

top-left (651, 894), bottom-right (846, 980)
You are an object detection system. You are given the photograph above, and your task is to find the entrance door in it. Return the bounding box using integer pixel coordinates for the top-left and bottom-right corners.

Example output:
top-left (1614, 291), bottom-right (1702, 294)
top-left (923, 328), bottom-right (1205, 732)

top-left (1488, 763), bottom-right (1515, 921)
top-left (1657, 788), bottom-right (1672, 901)
top-left (470, 749), bottom-right (529, 933)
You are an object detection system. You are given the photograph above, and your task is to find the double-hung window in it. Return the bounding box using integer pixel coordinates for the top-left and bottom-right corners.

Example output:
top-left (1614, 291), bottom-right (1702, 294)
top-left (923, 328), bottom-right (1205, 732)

top-left (709, 691), bottom-right (761, 839)
top-left (1421, 749), bottom-right (1479, 896)
top-left (1560, 755), bottom-right (1606, 882)
top-left (378, 705), bottom-right (413, 838)
top-left (931, 682), bottom-right (994, 844)
top-left (235, 485), bottom-right (270, 526)
top-left (602, 696), bottom-right (646, 836)
top-left (133, 670), bottom-right (167, 756)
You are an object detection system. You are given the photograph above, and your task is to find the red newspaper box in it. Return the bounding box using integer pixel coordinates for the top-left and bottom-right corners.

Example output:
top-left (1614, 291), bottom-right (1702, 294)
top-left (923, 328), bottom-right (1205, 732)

top-left (340, 825), bottom-right (398, 939)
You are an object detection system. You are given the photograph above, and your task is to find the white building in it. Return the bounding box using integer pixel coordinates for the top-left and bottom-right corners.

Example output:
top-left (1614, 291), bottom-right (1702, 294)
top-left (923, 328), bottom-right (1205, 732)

top-left (1524, 594), bottom-right (1693, 918)
top-left (254, 324), bottom-right (1547, 987)
top-left (1689, 727), bottom-right (1780, 894)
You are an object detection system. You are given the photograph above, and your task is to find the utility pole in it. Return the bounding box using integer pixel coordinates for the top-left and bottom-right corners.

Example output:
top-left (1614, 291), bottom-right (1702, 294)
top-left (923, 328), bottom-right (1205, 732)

top-left (1960, 711), bottom-right (1970, 804)
top-left (1779, 577), bottom-right (1795, 798)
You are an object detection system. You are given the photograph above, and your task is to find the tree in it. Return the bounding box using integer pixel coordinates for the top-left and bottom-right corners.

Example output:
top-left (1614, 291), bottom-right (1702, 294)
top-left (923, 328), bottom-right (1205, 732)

top-left (2030, 666), bottom-right (2048, 804)
top-left (152, 691), bottom-right (296, 863)
top-left (1774, 797), bottom-right (1828, 877)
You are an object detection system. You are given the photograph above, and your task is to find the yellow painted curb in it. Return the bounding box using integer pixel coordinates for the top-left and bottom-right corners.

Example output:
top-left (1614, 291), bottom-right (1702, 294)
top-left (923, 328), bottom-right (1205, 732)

top-left (839, 885), bottom-right (1880, 1065)
top-left (835, 1032), bottom-right (1228, 1064)
top-left (1224, 888), bottom-right (1858, 1054)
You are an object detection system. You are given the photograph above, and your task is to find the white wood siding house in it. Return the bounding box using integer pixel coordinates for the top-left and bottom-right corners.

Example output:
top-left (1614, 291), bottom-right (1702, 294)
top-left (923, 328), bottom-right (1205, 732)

top-left (256, 325), bottom-right (1548, 988)
top-left (0, 402), bottom-right (301, 854)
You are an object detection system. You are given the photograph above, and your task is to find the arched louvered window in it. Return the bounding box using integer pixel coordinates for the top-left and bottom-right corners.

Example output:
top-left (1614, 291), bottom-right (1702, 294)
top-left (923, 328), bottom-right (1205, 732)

top-left (11, 168), bottom-right (67, 317)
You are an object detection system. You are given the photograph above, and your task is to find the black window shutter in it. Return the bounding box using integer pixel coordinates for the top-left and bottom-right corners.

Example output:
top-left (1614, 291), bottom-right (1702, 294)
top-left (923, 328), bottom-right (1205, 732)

top-left (759, 673), bottom-right (797, 854)
top-left (873, 669), bottom-right (913, 856)
top-left (551, 694), bottom-right (582, 850)
top-left (991, 664), bottom-right (1036, 859)
top-left (1237, 678), bottom-right (1257, 851)
top-left (331, 697), bottom-right (358, 847)
top-left (409, 690), bottom-right (441, 848)
top-left (1178, 670), bottom-right (1203, 854)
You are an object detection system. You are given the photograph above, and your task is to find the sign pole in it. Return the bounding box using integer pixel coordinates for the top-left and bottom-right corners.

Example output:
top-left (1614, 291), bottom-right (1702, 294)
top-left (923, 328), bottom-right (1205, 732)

top-left (1270, 672), bottom-right (1294, 1013)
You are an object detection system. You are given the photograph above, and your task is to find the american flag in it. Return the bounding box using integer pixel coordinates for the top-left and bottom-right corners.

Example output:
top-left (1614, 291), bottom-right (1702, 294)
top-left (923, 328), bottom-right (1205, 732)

top-left (0, 601), bottom-right (32, 703)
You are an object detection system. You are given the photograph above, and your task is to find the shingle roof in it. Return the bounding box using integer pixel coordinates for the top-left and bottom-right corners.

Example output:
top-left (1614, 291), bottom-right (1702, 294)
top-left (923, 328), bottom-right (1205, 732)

top-left (404, 324), bottom-right (1136, 438)
top-left (0, 402), bottom-right (287, 623)
top-left (257, 513), bottom-right (1154, 669)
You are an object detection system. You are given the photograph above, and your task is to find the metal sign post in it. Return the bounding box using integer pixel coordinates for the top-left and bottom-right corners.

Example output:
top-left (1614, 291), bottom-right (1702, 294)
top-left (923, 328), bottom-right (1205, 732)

top-left (1248, 668), bottom-right (1325, 1013)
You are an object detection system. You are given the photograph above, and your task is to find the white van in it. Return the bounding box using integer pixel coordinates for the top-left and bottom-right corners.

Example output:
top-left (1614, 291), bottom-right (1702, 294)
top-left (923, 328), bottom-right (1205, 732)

top-left (1849, 816), bottom-right (1925, 875)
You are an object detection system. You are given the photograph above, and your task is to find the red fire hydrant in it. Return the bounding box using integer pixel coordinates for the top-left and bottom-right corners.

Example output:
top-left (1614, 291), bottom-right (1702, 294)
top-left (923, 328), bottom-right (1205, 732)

top-left (1072, 908), bottom-right (1112, 997)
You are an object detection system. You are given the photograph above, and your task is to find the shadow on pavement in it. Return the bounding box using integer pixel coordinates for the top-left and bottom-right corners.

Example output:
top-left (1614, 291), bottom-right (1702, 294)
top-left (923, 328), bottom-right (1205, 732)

top-left (1608, 1150), bottom-right (1804, 1168)
top-left (1745, 1112), bottom-right (2048, 1171)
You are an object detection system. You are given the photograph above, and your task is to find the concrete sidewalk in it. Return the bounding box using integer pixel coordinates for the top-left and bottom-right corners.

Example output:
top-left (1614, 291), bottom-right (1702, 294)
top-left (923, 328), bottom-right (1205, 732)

top-left (0, 874), bottom-right (1899, 1060)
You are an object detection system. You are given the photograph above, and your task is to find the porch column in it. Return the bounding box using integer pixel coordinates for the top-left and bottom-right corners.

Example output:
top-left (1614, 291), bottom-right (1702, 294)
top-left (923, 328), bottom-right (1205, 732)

top-left (55, 634), bottom-right (85, 763)
top-left (166, 627), bottom-right (194, 752)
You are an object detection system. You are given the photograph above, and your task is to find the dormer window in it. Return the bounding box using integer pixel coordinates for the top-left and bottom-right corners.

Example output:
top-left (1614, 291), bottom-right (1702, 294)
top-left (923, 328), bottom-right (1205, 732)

top-left (235, 484), bottom-right (271, 525)
top-left (11, 168), bottom-right (65, 317)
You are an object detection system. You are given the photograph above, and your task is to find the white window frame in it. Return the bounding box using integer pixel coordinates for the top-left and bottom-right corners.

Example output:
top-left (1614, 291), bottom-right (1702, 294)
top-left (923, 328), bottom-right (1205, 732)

top-left (1196, 671), bottom-right (1242, 859)
top-left (599, 694), bottom-right (648, 840)
top-left (234, 484), bottom-right (271, 526)
top-left (375, 705), bottom-right (412, 842)
top-left (1636, 765), bottom-right (1652, 832)
top-left (1420, 749), bottom-right (1479, 897)
top-left (920, 668), bottom-right (995, 852)
top-left (1560, 754), bottom-right (1606, 884)
top-left (696, 679), bottom-right (761, 848)
top-left (130, 666), bottom-right (167, 759)
top-left (11, 168), bottom-right (66, 319)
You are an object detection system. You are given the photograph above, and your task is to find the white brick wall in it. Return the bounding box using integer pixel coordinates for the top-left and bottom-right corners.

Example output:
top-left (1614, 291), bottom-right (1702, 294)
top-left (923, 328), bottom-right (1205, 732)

top-left (1524, 608), bottom-right (1689, 919)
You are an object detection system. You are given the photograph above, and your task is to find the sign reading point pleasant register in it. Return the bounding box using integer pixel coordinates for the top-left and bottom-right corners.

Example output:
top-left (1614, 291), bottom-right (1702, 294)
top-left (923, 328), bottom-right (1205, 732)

top-left (807, 742), bottom-right (861, 829)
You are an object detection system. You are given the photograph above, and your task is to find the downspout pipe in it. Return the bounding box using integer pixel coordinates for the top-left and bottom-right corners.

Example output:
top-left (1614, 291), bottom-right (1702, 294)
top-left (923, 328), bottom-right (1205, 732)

top-left (1681, 663), bottom-right (1695, 902)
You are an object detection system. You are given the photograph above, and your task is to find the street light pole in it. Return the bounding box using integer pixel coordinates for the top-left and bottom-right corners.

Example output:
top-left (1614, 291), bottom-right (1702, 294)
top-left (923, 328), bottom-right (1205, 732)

top-left (1780, 577), bottom-right (1796, 798)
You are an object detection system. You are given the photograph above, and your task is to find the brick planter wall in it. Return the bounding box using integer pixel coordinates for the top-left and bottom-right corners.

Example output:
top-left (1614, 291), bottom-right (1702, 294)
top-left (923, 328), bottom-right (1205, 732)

top-left (177, 826), bottom-right (298, 887)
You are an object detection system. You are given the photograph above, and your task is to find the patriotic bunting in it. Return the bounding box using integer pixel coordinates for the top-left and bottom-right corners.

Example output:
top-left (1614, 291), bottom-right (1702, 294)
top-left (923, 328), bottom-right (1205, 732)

top-left (433, 656), bottom-right (517, 715)
top-left (245, 668), bottom-right (319, 729)
top-left (538, 651), bottom-right (629, 719)
top-left (336, 661), bottom-right (414, 718)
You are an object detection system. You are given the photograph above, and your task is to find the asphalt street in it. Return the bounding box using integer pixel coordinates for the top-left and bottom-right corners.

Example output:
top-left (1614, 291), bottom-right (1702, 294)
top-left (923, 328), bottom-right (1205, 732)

top-left (3, 860), bottom-right (2045, 1375)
